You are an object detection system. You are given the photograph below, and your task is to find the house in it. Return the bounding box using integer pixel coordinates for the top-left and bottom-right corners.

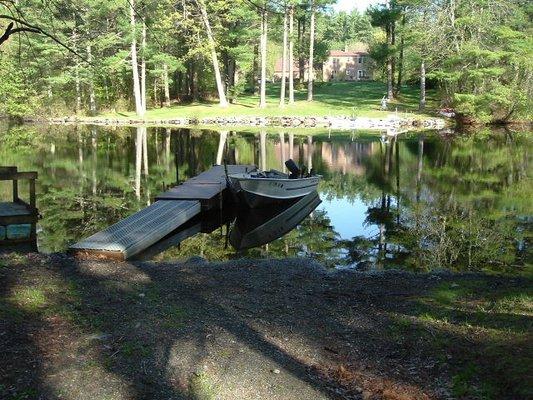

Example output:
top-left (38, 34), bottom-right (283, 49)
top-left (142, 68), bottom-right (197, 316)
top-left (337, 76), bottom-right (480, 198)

top-left (273, 59), bottom-right (309, 82)
top-left (273, 45), bottom-right (372, 82)
top-left (322, 49), bottom-right (372, 82)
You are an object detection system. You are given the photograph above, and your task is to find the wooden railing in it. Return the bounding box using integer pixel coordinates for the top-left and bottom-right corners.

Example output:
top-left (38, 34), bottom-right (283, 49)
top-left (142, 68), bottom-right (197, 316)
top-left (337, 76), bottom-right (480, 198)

top-left (0, 166), bottom-right (38, 211)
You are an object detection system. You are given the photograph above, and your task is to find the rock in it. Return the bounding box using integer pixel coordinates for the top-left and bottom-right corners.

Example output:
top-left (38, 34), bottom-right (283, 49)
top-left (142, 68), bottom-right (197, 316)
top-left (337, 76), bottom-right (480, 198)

top-left (362, 391), bottom-right (373, 400)
top-left (271, 368), bottom-right (281, 374)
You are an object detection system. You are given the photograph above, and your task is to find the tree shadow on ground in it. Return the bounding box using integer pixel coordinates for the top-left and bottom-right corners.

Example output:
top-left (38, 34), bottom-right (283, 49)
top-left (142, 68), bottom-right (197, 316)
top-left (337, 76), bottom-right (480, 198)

top-left (1, 256), bottom-right (531, 399)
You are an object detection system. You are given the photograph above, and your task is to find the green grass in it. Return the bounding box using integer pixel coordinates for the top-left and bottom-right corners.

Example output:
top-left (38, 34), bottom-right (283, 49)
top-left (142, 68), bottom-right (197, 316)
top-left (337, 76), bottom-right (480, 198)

top-left (389, 279), bottom-right (533, 400)
top-left (100, 82), bottom-right (438, 121)
top-left (188, 371), bottom-right (217, 400)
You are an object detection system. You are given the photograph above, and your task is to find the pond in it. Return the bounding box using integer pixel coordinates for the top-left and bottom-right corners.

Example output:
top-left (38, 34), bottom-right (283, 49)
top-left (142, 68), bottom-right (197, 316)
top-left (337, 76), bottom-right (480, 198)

top-left (0, 123), bottom-right (531, 274)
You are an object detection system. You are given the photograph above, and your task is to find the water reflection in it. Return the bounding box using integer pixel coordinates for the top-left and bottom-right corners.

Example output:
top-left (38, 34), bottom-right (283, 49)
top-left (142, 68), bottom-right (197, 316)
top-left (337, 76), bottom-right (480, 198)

top-left (0, 123), bottom-right (530, 274)
top-left (230, 191), bottom-right (321, 251)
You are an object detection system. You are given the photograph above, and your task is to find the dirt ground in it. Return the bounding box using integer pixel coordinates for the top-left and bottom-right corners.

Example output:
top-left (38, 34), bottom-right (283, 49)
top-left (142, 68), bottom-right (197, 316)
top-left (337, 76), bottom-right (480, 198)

top-left (0, 253), bottom-right (531, 400)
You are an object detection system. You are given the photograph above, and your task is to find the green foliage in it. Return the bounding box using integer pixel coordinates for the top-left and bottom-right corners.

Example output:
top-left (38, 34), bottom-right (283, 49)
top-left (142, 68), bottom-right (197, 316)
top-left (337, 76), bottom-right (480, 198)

top-left (0, 55), bottom-right (37, 119)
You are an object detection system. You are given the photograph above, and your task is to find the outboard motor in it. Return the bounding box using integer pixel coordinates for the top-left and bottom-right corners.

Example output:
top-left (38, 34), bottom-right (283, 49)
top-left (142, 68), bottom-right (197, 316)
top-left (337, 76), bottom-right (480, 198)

top-left (285, 159), bottom-right (301, 179)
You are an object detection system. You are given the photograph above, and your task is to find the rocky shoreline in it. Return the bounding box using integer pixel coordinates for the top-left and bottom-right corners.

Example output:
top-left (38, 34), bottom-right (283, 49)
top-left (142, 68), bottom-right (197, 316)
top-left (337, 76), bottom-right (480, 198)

top-left (43, 114), bottom-right (448, 130)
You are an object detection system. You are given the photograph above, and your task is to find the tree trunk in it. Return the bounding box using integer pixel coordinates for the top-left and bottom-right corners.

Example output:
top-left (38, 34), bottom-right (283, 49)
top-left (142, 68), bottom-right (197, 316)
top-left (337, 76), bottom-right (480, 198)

top-left (163, 63), bottom-right (171, 107)
top-left (196, 0), bottom-right (228, 107)
top-left (259, 6), bottom-right (268, 108)
top-left (419, 60), bottom-right (426, 111)
top-left (192, 60), bottom-right (199, 102)
top-left (298, 16), bottom-right (305, 84)
top-left (279, 7), bottom-right (288, 107)
top-left (252, 43), bottom-right (259, 95)
top-left (386, 25), bottom-right (393, 100)
top-left (390, 20), bottom-right (396, 99)
top-left (307, 2), bottom-right (315, 102)
top-left (288, 5), bottom-right (295, 104)
top-left (72, 27), bottom-right (81, 114)
top-left (141, 21), bottom-right (147, 113)
top-left (129, 0), bottom-right (144, 118)
top-left (154, 78), bottom-right (159, 106)
top-left (228, 58), bottom-right (236, 103)
top-left (395, 15), bottom-right (405, 95)
top-left (87, 44), bottom-right (96, 115)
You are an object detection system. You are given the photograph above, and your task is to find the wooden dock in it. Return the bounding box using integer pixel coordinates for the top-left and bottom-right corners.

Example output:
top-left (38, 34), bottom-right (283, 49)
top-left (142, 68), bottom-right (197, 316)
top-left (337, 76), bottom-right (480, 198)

top-left (70, 165), bottom-right (254, 260)
top-left (0, 167), bottom-right (38, 248)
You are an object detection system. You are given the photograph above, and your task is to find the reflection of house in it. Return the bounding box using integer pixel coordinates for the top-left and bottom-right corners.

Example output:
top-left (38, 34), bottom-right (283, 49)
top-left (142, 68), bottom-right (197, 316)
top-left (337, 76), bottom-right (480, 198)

top-left (320, 142), bottom-right (376, 175)
top-left (273, 45), bottom-right (372, 82)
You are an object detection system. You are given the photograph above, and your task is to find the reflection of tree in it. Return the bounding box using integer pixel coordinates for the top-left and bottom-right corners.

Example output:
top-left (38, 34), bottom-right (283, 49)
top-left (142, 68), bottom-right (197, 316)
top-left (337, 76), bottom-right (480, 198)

top-left (0, 123), bottom-right (530, 273)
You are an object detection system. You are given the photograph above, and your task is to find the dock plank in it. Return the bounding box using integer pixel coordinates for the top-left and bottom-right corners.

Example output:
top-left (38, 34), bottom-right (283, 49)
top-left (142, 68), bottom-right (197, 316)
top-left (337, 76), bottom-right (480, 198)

top-left (156, 183), bottom-right (225, 200)
top-left (156, 164), bottom-right (255, 202)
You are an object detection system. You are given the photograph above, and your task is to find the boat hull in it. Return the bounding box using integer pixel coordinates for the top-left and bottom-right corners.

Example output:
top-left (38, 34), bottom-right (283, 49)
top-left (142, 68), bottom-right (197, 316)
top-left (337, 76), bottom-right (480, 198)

top-left (229, 174), bottom-right (320, 208)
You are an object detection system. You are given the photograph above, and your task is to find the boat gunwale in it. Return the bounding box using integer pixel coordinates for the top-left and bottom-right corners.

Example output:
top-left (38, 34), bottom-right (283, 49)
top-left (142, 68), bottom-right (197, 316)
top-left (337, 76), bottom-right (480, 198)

top-left (228, 174), bottom-right (322, 183)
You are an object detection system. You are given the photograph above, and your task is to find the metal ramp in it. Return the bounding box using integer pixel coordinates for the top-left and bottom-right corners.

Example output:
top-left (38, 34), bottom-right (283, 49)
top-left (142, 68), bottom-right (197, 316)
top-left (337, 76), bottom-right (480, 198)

top-left (70, 200), bottom-right (200, 260)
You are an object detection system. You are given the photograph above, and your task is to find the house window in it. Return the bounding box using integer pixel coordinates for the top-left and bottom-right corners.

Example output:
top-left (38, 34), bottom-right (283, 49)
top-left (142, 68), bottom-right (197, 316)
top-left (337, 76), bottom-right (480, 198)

top-left (358, 70), bottom-right (364, 79)
top-left (358, 55), bottom-right (364, 64)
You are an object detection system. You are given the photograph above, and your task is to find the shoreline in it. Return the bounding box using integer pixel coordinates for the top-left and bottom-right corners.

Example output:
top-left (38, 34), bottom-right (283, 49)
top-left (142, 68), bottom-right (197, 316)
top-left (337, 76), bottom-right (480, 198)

top-left (37, 114), bottom-right (448, 130)
top-left (0, 252), bottom-right (530, 400)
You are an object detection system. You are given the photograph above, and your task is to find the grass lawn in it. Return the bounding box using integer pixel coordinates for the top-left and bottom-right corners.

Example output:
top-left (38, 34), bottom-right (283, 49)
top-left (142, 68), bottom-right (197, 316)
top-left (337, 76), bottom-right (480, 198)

top-left (101, 81), bottom-right (439, 121)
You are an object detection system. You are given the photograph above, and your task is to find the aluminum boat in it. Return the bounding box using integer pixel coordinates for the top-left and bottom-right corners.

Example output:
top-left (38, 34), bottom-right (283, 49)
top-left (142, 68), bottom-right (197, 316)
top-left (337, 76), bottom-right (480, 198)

top-left (228, 159), bottom-right (321, 208)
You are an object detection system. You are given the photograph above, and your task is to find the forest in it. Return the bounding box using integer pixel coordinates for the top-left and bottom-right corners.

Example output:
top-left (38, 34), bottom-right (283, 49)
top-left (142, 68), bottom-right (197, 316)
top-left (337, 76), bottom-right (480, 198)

top-left (0, 0), bottom-right (531, 124)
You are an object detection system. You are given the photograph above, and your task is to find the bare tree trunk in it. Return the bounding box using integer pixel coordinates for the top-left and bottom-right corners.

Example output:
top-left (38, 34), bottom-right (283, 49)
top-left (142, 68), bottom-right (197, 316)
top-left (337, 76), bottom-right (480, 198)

top-left (307, 2), bottom-right (315, 102)
top-left (288, 5), bottom-right (295, 104)
top-left (130, 0), bottom-right (144, 118)
top-left (196, 0), bottom-right (228, 107)
top-left (395, 15), bottom-right (405, 96)
top-left (298, 16), bottom-right (305, 84)
top-left (154, 78), bottom-right (159, 106)
top-left (87, 44), bottom-right (96, 115)
top-left (163, 63), bottom-right (171, 107)
top-left (141, 21), bottom-right (147, 113)
top-left (390, 20), bottom-right (396, 99)
top-left (419, 60), bottom-right (426, 111)
top-left (279, 6), bottom-right (288, 107)
top-left (252, 44), bottom-right (259, 95)
top-left (259, 6), bottom-right (268, 108)
top-left (386, 25), bottom-right (393, 100)
top-left (72, 27), bottom-right (81, 114)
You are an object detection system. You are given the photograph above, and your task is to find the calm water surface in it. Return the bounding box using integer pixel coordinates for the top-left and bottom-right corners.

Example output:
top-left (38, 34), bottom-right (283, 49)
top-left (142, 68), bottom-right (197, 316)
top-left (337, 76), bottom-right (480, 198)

top-left (0, 124), bottom-right (531, 274)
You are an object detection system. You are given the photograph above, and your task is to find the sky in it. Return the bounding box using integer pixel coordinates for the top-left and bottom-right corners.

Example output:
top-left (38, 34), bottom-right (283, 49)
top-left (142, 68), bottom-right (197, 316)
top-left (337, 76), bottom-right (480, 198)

top-left (333, 0), bottom-right (381, 13)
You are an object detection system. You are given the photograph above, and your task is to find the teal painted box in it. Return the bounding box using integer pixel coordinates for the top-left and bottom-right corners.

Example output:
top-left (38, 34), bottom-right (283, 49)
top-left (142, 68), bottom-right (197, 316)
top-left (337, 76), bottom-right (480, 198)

top-left (6, 224), bottom-right (32, 240)
top-left (0, 226), bottom-right (5, 240)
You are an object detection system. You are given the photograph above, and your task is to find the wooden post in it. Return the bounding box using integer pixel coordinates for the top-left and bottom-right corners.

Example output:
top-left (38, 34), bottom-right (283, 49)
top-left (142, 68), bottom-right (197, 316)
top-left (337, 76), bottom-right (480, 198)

top-left (29, 179), bottom-right (36, 210)
top-left (13, 179), bottom-right (18, 202)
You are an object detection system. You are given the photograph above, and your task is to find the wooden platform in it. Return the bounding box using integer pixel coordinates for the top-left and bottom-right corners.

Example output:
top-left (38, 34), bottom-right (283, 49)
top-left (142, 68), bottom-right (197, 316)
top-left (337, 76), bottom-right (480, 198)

top-left (156, 165), bottom-right (254, 209)
top-left (70, 165), bottom-right (254, 260)
top-left (0, 167), bottom-right (38, 245)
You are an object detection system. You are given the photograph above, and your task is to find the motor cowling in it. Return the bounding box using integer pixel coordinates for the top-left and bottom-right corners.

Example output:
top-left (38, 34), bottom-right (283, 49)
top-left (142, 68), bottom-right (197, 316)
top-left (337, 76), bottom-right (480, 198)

top-left (285, 159), bottom-right (300, 178)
